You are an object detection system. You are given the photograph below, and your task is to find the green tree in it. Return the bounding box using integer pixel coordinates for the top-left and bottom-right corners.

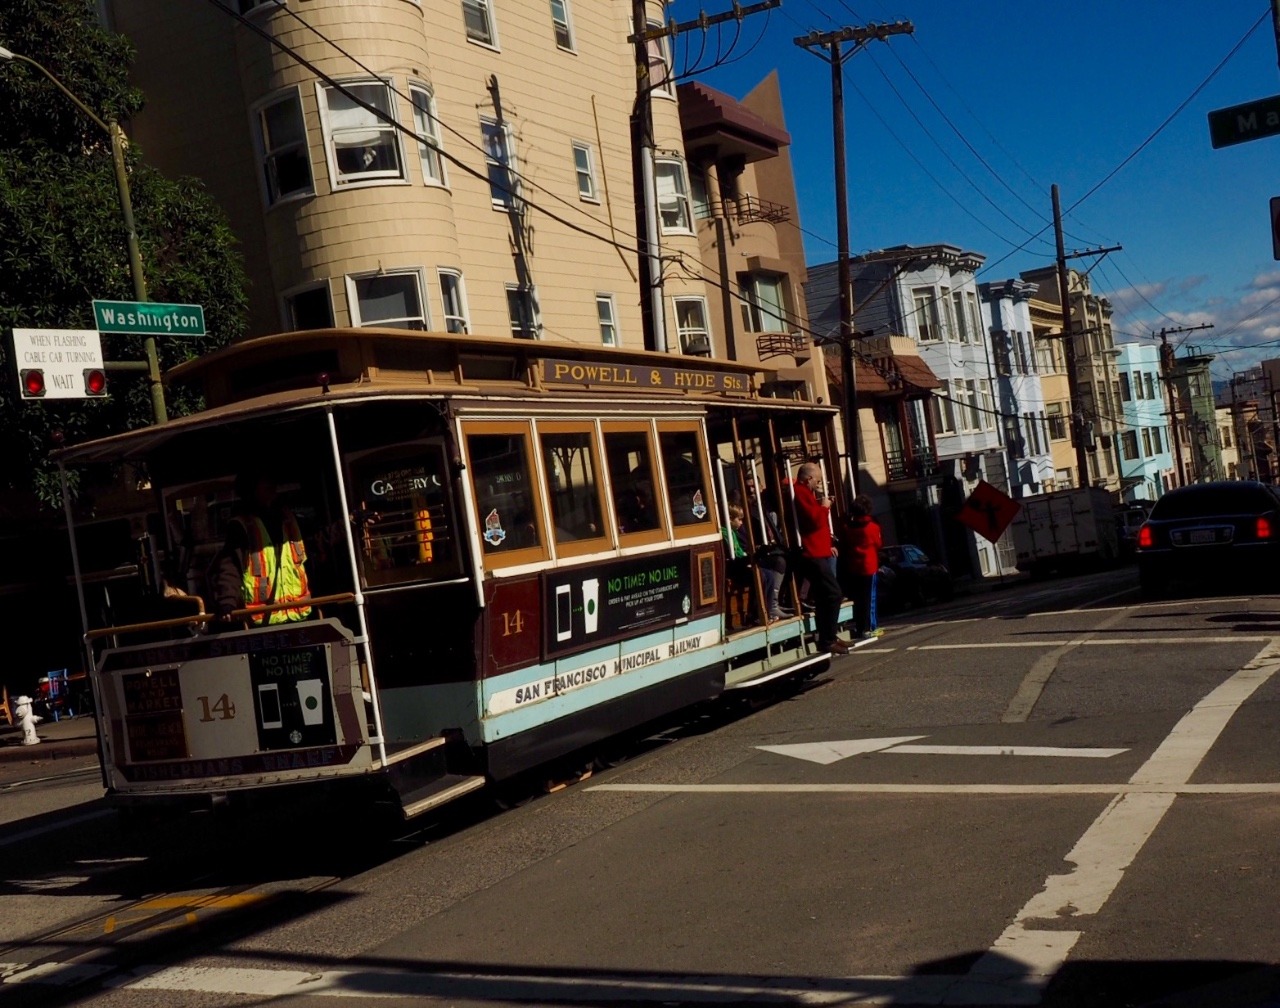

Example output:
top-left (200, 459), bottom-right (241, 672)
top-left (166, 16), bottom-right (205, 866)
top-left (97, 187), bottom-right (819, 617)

top-left (0, 0), bottom-right (247, 509)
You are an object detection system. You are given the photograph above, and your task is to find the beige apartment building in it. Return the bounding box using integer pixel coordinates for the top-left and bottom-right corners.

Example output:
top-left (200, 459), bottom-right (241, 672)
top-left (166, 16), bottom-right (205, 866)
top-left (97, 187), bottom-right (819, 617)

top-left (1022, 266), bottom-right (1122, 492)
top-left (1027, 295), bottom-right (1076, 488)
top-left (99, 0), bottom-right (825, 407)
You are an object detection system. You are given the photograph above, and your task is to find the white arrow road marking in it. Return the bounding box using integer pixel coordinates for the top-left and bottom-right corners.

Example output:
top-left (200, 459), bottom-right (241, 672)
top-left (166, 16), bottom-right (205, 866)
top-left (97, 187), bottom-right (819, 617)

top-left (887, 744), bottom-right (1127, 758)
top-left (755, 737), bottom-right (926, 764)
top-left (754, 737), bottom-right (1126, 763)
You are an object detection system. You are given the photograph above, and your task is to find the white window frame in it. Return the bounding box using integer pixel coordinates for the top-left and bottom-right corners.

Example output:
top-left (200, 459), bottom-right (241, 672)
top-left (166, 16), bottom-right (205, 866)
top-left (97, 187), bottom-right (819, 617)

top-left (572, 141), bottom-right (598, 201)
top-left (742, 273), bottom-right (789, 333)
top-left (252, 87), bottom-right (313, 206)
top-left (409, 83), bottom-right (447, 187)
top-left (932, 381), bottom-right (956, 435)
top-left (462, 0), bottom-right (498, 47)
top-left (673, 296), bottom-right (712, 357)
top-left (1121, 430), bottom-right (1139, 461)
top-left (911, 288), bottom-right (941, 343)
top-left (316, 78), bottom-right (407, 189)
top-left (655, 157), bottom-right (693, 234)
top-left (1035, 335), bottom-right (1054, 373)
top-left (950, 289), bottom-right (968, 343)
top-left (437, 269), bottom-right (470, 334)
top-left (596, 294), bottom-right (619, 346)
top-left (646, 21), bottom-right (675, 98)
top-left (1142, 427), bottom-right (1153, 457)
top-left (550, 0), bottom-right (574, 50)
top-left (482, 117), bottom-right (518, 209)
top-left (507, 283), bottom-right (541, 339)
top-left (978, 378), bottom-right (995, 430)
top-left (965, 292), bottom-right (982, 345)
top-left (346, 268), bottom-right (430, 330)
top-left (960, 379), bottom-right (982, 432)
top-left (282, 280), bottom-right (334, 332)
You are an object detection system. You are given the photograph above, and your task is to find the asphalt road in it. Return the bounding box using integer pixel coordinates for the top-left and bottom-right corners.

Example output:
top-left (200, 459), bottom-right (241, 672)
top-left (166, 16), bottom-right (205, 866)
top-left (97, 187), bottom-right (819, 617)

top-left (3, 568), bottom-right (1280, 1007)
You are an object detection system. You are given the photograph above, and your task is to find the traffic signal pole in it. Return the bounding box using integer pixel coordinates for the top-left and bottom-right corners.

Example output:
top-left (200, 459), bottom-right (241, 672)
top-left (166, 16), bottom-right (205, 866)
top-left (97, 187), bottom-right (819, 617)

top-left (0, 46), bottom-right (166, 423)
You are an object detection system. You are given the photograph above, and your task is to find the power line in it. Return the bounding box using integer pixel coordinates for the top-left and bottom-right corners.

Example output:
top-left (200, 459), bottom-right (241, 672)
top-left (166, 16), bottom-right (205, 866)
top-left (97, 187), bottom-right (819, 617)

top-left (1064, 10), bottom-right (1268, 218)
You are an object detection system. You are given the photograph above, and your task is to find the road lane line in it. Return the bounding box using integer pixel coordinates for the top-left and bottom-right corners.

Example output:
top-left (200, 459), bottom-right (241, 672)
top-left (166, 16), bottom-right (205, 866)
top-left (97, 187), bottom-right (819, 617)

top-left (1002, 608), bottom-right (1129, 723)
top-left (909, 636), bottom-right (1267, 649)
top-left (974, 640), bottom-right (1280, 988)
top-left (587, 782), bottom-right (1280, 794)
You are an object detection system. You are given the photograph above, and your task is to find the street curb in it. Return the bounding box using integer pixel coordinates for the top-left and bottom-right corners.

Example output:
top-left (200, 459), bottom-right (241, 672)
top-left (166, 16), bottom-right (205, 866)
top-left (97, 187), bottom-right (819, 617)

top-left (0, 732), bottom-right (98, 763)
top-left (0, 739), bottom-right (98, 763)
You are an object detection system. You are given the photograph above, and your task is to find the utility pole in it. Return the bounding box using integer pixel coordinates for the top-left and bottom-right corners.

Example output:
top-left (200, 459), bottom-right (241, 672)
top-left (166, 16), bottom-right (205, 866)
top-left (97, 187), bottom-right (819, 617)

top-left (630, 0), bottom-right (779, 354)
top-left (1269, 372), bottom-right (1280, 483)
top-left (796, 20), bottom-right (913, 504)
top-left (1051, 183), bottom-right (1121, 490)
top-left (1156, 323), bottom-right (1213, 486)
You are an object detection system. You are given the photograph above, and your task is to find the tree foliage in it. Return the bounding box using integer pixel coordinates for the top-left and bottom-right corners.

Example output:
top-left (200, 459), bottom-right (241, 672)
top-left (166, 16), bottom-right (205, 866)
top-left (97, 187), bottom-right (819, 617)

top-left (0, 0), bottom-right (247, 510)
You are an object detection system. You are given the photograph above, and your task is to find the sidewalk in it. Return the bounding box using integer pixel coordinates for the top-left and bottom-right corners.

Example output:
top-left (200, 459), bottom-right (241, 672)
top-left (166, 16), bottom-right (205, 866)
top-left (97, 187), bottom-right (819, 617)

top-left (0, 710), bottom-right (99, 763)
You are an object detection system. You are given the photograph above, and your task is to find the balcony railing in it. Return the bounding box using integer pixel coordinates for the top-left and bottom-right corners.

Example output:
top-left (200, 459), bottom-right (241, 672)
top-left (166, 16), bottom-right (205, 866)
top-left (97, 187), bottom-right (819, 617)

top-left (724, 195), bottom-right (791, 225)
top-left (756, 331), bottom-right (810, 361)
top-left (885, 447), bottom-right (937, 482)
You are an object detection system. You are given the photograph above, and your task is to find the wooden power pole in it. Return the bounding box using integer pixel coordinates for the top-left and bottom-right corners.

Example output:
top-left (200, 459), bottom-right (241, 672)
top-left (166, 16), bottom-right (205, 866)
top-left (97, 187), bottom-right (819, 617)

top-left (795, 20), bottom-right (913, 503)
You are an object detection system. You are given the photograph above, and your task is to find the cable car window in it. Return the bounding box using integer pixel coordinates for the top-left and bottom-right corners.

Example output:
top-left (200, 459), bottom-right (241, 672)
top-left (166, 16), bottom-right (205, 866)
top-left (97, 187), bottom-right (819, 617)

top-left (603, 423), bottom-right (668, 545)
top-left (465, 423), bottom-right (548, 568)
top-left (658, 423), bottom-right (715, 535)
top-left (539, 424), bottom-right (609, 555)
top-left (347, 443), bottom-right (461, 587)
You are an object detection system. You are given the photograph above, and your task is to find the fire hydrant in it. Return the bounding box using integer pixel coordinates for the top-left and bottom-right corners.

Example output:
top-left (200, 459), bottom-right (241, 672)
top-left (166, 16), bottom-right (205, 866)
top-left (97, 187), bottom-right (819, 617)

top-left (12, 696), bottom-right (42, 746)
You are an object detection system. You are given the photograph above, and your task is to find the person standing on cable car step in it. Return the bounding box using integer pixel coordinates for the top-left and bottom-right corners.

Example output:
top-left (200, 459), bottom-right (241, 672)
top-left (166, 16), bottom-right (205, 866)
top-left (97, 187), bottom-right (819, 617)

top-left (793, 462), bottom-right (851, 655)
top-left (214, 467), bottom-right (313, 626)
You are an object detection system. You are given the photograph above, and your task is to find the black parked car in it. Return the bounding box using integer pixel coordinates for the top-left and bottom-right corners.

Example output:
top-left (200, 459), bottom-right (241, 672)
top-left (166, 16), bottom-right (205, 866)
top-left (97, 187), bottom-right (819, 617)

top-left (1136, 481), bottom-right (1280, 598)
top-left (878, 544), bottom-right (953, 611)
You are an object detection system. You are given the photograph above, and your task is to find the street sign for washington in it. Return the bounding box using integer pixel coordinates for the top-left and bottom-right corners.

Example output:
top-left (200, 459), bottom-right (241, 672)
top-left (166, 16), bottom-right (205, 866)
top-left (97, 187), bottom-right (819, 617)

top-left (93, 300), bottom-right (206, 336)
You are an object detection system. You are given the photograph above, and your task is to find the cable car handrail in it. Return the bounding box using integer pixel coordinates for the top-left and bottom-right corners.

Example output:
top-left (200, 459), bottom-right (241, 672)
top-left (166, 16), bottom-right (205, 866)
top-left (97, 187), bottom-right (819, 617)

top-left (84, 592), bottom-right (358, 642)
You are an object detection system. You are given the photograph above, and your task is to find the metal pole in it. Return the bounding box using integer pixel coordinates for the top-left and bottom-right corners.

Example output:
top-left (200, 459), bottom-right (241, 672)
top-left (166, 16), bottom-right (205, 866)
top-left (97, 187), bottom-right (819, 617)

top-left (1, 47), bottom-right (167, 423)
top-left (109, 121), bottom-right (166, 423)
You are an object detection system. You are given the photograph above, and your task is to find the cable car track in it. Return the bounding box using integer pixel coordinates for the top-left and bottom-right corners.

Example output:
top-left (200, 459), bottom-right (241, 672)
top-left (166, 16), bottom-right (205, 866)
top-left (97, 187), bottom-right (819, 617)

top-left (0, 869), bottom-right (351, 998)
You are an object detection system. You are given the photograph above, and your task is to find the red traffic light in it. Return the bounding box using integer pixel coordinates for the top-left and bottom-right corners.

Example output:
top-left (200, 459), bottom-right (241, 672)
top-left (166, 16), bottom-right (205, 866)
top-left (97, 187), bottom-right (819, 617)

top-left (84, 368), bottom-right (108, 396)
top-left (20, 369), bottom-right (46, 398)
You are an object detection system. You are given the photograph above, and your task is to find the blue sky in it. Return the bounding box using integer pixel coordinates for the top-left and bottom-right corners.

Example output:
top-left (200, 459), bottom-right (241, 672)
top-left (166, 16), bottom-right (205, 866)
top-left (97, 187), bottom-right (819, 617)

top-left (667, 0), bottom-right (1280, 382)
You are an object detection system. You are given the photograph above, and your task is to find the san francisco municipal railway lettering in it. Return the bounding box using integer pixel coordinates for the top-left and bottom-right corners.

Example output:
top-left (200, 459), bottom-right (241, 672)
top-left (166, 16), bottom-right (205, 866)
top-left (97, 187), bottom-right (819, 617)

top-left (490, 631), bottom-right (720, 715)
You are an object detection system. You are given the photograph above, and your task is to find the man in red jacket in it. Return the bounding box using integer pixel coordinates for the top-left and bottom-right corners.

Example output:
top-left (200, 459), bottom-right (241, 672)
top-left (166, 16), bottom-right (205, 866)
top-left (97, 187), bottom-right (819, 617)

top-left (793, 462), bottom-right (850, 655)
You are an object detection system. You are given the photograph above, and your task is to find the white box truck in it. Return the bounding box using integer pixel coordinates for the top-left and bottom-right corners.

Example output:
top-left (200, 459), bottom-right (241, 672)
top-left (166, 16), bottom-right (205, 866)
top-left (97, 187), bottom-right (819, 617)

top-left (1009, 487), bottom-right (1119, 574)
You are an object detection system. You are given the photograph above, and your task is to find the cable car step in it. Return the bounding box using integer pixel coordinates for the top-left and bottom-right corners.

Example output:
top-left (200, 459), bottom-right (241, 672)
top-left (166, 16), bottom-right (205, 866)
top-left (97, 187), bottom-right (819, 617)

top-left (725, 651), bottom-right (830, 689)
top-left (398, 774), bottom-right (487, 820)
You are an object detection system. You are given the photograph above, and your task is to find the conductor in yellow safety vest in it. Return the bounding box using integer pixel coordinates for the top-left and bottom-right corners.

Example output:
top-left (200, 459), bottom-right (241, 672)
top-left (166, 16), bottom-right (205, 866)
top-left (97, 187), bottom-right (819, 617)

top-left (214, 469), bottom-right (313, 625)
